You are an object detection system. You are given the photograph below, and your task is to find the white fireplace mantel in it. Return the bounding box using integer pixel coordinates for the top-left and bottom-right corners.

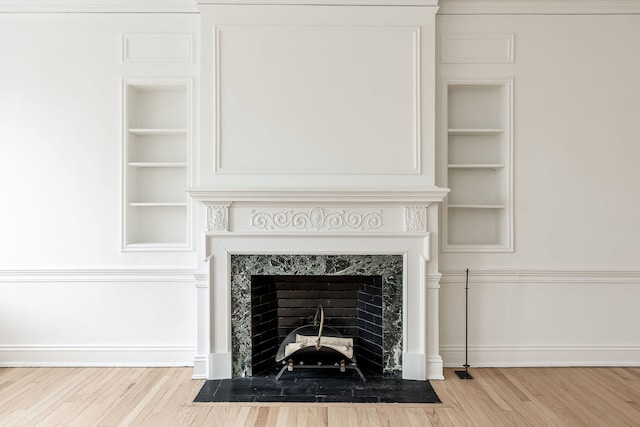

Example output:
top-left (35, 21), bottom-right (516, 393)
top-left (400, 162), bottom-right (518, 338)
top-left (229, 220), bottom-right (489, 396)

top-left (192, 0), bottom-right (446, 380)
top-left (188, 188), bottom-right (447, 381)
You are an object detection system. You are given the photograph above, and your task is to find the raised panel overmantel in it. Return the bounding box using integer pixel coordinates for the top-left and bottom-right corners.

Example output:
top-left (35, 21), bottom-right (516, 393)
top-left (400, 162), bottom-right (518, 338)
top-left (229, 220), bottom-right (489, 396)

top-left (197, 2), bottom-right (440, 190)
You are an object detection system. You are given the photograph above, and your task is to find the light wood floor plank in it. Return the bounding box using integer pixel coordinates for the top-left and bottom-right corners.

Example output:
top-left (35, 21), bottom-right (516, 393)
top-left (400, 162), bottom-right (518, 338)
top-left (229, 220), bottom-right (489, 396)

top-left (0, 367), bottom-right (639, 426)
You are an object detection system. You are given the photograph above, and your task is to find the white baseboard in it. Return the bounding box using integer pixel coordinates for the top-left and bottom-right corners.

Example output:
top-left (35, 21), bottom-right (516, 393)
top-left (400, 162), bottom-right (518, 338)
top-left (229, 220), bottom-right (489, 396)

top-left (441, 345), bottom-right (640, 368)
top-left (0, 345), bottom-right (196, 367)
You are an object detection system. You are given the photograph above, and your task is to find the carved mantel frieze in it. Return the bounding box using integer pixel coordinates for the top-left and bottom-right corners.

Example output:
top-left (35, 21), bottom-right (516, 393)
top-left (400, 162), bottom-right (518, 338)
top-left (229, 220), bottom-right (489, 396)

top-left (250, 207), bottom-right (383, 231)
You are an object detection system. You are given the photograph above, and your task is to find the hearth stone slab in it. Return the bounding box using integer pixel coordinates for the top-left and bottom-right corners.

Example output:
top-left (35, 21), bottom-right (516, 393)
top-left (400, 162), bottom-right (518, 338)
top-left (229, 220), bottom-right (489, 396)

top-left (230, 255), bottom-right (403, 378)
top-left (193, 370), bottom-right (441, 403)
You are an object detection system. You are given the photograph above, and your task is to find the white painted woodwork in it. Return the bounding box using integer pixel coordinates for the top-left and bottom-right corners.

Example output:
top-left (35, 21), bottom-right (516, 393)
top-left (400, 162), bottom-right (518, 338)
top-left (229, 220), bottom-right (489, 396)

top-left (198, 4), bottom-right (438, 189)
top-left (122, 79), bottom-right (193, 250)
top-left (441, 79), bottom-right (513, 251)
top-left (1, 1), bottom-right (640, 373)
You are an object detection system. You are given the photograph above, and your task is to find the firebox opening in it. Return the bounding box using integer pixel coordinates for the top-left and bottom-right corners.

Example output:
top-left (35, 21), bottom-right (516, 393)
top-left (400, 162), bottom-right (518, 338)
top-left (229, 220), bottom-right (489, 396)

top-left (251, 274), bottom-right (383, 377)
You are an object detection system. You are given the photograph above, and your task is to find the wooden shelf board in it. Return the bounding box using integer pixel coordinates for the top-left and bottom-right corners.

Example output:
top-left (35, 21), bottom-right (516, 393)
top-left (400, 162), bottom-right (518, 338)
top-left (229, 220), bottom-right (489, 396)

top-left (448, 164), bottom-right (505, 169)
top-left (448, 128), bottom-right (505, 135)
top-left (127, 162), bottom-right (187, 168)
top-left (128, 128), bottom-right (188, 135)
top-left (448, 204), bottom-right (505, 209)
top-left (128, 202), bottom-right (188, 207)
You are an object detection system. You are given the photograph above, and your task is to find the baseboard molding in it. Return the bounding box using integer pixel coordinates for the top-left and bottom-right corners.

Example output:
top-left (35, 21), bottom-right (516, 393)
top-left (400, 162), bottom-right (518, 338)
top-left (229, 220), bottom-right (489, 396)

top-left (441, 345), bottom-right (640, 368)
top-left (0, 345), bottom-right (196, 367)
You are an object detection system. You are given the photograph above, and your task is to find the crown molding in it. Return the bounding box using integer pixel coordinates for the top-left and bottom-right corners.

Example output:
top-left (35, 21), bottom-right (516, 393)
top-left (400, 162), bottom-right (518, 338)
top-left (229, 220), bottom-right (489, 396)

top-left (438, 0), bottom-right (640, 15)
top-left (0, 1), bottom-right (199, 13)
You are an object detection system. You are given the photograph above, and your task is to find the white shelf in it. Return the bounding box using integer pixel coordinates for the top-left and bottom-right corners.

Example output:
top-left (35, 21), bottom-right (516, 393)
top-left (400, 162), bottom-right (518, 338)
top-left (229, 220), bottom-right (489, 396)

top-left (124, 242), bottom-right (190, 251)
top-left (128, 162), bottom-right (187, 168)
top-left (448, 204), bottom-right (505, 209)
top-left (448, 128), bottom-right (505, 135)
top-left (443, 80), bottom-right (513, 252)
top-left (448, 163), bottom-right (505, 169)
top-left (128, 128), bottom-right (188, 135)
top-left (122, 79), bottom-right (191, 251)
top-left (128, 202), bottom-right (188, 207)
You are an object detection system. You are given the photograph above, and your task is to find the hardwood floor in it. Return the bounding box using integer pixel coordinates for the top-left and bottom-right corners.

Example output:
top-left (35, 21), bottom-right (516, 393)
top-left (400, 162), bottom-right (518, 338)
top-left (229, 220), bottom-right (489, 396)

top-left (1, 366), bottom-right (639, 426)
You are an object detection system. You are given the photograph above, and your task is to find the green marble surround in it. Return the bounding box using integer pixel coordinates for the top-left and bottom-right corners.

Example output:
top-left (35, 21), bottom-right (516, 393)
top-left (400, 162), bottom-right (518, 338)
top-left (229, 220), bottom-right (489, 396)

top-left (230, 254), bottom-right (403, 378)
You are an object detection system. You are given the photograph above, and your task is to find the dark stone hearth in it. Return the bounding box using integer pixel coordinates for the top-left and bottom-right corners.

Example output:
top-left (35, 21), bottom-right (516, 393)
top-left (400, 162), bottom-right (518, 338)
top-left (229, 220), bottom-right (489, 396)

top-left (193, 370), bottom-right (441, 404)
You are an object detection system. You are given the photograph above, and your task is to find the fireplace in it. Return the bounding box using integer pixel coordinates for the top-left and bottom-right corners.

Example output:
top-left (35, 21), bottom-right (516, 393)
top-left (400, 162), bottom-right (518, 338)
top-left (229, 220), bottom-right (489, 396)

top-left (192, 0), bottom-right (445, 382)
top-left (231, 255), bottom-right (403, 378)
top-left (187, 189), bottom-right (448, 381)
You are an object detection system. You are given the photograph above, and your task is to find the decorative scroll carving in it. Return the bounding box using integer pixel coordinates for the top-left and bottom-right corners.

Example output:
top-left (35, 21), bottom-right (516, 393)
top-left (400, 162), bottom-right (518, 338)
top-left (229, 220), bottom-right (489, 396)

top-left (251, 207), bottom-right (383, 231)
top-left (207, 205), bottom-right (229, 232)
top-left (405, 206), bottom-right (427, 232)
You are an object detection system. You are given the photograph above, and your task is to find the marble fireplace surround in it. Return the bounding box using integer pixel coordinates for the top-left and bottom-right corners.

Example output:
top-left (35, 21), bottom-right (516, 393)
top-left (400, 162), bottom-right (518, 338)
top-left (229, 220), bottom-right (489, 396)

top-left (188, 189), bottom-right (448, 381)
top-left (231, 254), bottom-right (404, 378)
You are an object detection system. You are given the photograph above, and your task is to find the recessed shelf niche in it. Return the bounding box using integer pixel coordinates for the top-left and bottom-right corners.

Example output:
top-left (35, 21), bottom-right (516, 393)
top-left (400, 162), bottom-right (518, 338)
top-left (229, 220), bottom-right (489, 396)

top-left (443, 80), bottom-right (513, 252)
top-left (122, 80), bottom-right (191, 250)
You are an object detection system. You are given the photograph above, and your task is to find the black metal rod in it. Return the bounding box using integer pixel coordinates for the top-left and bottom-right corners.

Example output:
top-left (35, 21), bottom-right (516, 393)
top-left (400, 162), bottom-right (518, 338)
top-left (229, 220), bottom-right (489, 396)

top-left (464, 268), bottom-right (469, 370)
top-left (455, 268), bottom-right (473, 379)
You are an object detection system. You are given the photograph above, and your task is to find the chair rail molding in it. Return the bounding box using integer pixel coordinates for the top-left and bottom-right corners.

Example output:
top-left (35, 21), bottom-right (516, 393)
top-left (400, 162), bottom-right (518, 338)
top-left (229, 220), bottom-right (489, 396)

top-left (0, 0), bottom-right (199, 13)
top-left (438, 0), bottom-right (640, 15)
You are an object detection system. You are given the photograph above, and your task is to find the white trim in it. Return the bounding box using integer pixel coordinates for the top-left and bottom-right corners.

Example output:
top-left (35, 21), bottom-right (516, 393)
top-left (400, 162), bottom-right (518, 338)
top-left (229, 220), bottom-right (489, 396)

top-left (0, 345), bottom-right (196, 367)
top-left (199, 0), bottom-right (440, 6)
top-left (0, 1), bottom-right (199, 13)
top-left (438, 0), bottom-right (640, 15)
top-left (440, 268), bottom-right (640, 284)
top-left (0, 268), bottom-right (197, 283)
top-left (187, 187), bottom-right (449, 203)
top-left (442, 345), bottom-right (640, 367)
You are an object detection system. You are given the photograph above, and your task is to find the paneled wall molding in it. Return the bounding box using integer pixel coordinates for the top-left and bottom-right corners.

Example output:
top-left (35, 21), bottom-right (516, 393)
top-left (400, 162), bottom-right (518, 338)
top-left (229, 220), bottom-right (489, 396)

top-left (440, 268), bottom-right (640, 284)
top-left (441, 345), bottom-right (640, 367)
top-left (440, 33), bottom-right (514, 64)
top-left (0, 1), bottom-right (200, 13)
top-left (122, 34), bottom-right (194, 64)
top-left (438, 0), bottom-right (640, 15)
top-left (0, 345), bottom-right (196, 367)
top-left (0, 268), bottom-right (197, 283)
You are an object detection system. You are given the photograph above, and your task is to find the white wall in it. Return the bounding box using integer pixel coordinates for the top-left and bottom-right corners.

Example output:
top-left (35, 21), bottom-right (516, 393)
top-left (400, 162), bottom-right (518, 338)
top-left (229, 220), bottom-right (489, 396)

top-left (438, 13), bottom-right (640, 366)
top-left (1, 3), bottom-right (639, 370)
top-left (0, 13), bottom-right (200, 366)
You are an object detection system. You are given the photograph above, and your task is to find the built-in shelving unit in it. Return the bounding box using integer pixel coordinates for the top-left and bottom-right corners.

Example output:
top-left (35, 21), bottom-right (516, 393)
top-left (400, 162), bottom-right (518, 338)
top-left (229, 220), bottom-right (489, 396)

top-left (443, 80), bottom-right (513, 251)
top-left (122, 80), bottom-right (191, 250)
